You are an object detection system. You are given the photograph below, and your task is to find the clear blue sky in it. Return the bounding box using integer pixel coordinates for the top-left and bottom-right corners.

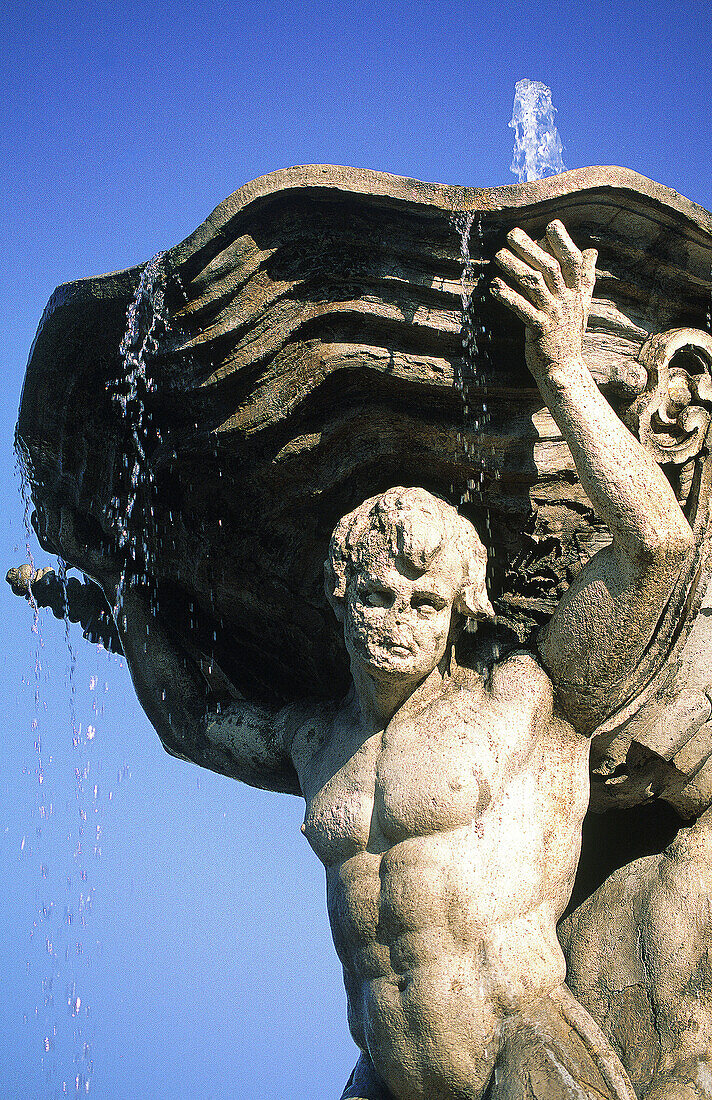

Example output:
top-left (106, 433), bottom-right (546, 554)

top-left (1, 1), bottom-right (711, 1097)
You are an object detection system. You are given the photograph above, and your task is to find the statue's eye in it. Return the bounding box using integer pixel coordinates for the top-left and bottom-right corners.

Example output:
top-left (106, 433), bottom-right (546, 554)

top-left (360, 587), bottom-right (392, 608)
top-left (412, 595), bottom-right (445, 614)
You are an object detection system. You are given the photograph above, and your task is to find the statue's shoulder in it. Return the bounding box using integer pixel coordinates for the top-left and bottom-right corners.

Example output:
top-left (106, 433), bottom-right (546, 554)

top-left (285, 694), bottom-right (355, 768)
top-left (489, 648), bottom-right (554, 715)
top-left (451, 649), bottom-right (560, 768)
top-left (453, 642), bottom-right (553, 715)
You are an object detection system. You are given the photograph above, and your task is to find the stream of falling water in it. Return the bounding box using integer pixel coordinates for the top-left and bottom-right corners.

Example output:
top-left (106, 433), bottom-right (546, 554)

top-left (109, 251), bottom-right (169, 613)
top-left (11, 248), bottom-right (170, 1095)
top-left (453, 209), bottom-right (497, 570)
top-left (454, 211), bottom-right (488, 502)
top-left (14, 452), bottom-right (105, 1096)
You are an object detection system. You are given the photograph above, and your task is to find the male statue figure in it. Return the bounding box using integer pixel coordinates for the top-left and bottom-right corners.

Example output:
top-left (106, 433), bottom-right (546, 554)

top-left (41, 222), bottom-right (693, 1099)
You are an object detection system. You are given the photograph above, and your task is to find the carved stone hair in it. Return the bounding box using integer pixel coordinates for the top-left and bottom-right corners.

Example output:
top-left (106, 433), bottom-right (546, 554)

top-left (324, 487), bottom-right (494, 622)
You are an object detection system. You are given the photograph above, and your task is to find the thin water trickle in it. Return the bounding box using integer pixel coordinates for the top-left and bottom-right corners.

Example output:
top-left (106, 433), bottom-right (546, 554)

top-left (56, 557), bottom-right (78, 735)
top-left (15, 434), bottom-right (108, 1095)
top-left (109, 250), bottom-right (169, 612)
top-left (453, 211), bottom-right (494, 509)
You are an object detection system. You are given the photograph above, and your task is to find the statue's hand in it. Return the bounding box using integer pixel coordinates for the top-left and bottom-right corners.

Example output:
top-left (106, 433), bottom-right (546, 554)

top-left (6, 563), bottom-right (55, 598)
top-left (491, 220), bottom-right (597, 378)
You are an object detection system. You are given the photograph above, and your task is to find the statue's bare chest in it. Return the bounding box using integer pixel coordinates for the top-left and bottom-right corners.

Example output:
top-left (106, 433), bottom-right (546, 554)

top-left (298, 682), bottom-right (516, 866)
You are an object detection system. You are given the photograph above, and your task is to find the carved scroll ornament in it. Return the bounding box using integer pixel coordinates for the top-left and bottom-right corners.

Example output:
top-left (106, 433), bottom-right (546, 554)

top-left (629, 327), bottom-right (712, 472)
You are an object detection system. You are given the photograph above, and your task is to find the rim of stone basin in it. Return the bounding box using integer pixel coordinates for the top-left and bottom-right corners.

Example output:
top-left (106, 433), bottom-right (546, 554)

top-left (169, 163), bottom-right (712, 264)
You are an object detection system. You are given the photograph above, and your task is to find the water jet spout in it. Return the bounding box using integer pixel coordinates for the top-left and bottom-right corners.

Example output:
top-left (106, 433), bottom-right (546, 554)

top-left (509, 78), bottom-right (565, 183)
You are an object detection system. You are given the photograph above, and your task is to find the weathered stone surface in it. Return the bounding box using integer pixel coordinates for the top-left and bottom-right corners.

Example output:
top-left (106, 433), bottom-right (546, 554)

top-left (16, 165), bottom-right (712, 813)
top-left (560, 807), bottom-right (712, 1098)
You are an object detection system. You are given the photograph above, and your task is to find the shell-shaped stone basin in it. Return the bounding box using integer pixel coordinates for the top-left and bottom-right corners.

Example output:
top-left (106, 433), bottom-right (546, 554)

top-left (16, 164), bottom-right (712, 812)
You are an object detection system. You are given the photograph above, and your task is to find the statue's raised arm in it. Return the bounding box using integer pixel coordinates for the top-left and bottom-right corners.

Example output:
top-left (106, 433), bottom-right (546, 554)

top-left (491, 220), bottom-right (694, 733)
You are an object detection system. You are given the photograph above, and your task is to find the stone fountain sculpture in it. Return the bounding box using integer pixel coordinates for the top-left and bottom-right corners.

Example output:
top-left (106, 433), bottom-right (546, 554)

top-left (11, 164), bottom-right (712, 1099)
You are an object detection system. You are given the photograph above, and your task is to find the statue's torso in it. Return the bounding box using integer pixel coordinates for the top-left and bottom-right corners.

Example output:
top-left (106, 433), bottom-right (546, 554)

top-left (291, 652), bottom-right (591, 1100)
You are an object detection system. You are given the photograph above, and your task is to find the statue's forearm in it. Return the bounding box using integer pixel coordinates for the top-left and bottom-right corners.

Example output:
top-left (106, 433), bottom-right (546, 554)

top-left (115, 591), bottom-right (300, 793)
top-left (534, 350), bottom-right (694, 727)
top-left (116, 590), bottom-right (221, 763)
top-left (493, 221), bottom-right (695, 728)
top-left (531, 351), bottom-right (693, 563)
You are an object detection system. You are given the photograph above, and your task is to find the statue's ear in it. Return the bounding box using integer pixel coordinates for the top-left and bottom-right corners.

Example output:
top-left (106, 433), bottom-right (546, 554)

top-left (456, 581), bottom-right (495, 622)
top-left (323, 560), bottom-right (345, 623)
top-left (326, 592), bottom-right (345, 624)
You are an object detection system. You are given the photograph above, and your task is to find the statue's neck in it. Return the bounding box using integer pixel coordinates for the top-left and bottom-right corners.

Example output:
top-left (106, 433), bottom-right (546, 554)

top-left (350, 659), bottom-right (448, 732)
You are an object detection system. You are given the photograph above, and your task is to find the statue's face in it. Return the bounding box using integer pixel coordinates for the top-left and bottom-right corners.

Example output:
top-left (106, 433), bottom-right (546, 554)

top-left (343, 544), bottom-right (462, 682)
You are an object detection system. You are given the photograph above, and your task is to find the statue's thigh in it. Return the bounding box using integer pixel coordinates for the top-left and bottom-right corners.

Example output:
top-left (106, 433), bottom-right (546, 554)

top-left (486, 986), bottom-right (636, 1100)
top-left (340, 1053), bottom-right (393, 1100)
